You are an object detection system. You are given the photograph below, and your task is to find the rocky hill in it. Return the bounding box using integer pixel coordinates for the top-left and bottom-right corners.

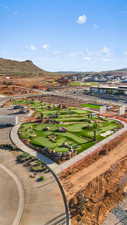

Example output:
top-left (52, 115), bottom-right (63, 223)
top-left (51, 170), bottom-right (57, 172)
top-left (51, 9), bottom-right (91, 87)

top-left (0, 58), bottom-right (56, 77)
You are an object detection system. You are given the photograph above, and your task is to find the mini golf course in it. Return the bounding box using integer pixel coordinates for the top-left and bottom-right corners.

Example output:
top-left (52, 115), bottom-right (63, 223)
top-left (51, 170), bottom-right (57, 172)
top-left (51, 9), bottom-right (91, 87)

top-left (13, 99), bottom-right (122, 161)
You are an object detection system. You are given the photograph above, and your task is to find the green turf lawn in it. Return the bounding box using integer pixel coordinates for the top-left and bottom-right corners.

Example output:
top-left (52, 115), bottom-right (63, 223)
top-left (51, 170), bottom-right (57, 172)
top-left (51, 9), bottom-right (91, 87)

top-left (81, 103), bottom-right (101, 109)
top-left (70, 81), bottom-right (85, 86)
top-left (16, 99), bottom-right (121, 156)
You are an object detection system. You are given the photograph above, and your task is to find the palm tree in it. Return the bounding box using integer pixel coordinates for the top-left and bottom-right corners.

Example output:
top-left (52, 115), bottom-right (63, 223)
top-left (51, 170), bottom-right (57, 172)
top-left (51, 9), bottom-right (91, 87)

top-left (40, 113), bottom-right (44, 122)
top-left (88, 113), bottom-right (92, 120)
top-left (93, 121), bottom-right (98, 141)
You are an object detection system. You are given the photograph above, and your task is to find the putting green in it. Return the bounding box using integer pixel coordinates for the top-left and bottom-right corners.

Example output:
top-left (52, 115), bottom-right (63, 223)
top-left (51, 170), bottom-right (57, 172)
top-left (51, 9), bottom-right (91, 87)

top-left (15, 99), bottom-right (121, 155)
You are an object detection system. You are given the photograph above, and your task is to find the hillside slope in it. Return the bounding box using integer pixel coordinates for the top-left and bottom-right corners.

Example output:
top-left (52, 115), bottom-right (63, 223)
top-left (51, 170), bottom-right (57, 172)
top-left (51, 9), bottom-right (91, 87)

top-left (0, 58), bottom-right (54, 76)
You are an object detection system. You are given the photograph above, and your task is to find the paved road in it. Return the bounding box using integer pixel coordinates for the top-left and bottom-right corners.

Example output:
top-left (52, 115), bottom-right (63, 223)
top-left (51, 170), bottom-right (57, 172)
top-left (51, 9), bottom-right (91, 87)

top-left (54, 90), bottom-right (127, 106)
top-left (0, 164), bottom-right (19, 225)
top-left (0, 164), bottom-right (24, 225)
top-left (0, 123), bottom-right (24, 225)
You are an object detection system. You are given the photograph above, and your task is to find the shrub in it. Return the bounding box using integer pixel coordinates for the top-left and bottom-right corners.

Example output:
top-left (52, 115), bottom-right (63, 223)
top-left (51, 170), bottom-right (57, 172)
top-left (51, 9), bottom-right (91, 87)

top-left (37, 176), bottom-right (44, 182)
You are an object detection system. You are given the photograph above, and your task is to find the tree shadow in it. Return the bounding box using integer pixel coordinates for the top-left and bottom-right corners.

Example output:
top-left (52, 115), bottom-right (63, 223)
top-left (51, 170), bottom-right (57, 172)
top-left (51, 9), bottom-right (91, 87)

top-left (44, 213), bottom-right (66, 225)
top-left (0, 124), bottom-right (13, 128)
top-left (37, 179), bottom-right (56, 189)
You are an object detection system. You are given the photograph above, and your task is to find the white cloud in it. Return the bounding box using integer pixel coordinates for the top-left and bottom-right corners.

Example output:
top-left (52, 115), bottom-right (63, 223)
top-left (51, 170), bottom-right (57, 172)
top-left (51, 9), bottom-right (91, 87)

top-left (25, 44), bottom-right (37, 51)
top-left (76, 14), bottom-right (87, 24)
top-left (103, 58), bottom-right (112, 62)
top-left (83, 56), bottom-right (92, 61)
top-left (124, 51), bottom-right (127, 56)
top-left (66, 47), bottom-right (113, 63)
top-left (100, 46), bottom-right (111, 55)
top-left (42, 44), bottom-right (49, 49)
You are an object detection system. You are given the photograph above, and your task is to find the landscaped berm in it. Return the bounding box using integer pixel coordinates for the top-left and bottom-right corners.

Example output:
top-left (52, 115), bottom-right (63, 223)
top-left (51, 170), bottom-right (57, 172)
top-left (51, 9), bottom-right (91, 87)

top-left (13, 99), bottom-right (122, 163)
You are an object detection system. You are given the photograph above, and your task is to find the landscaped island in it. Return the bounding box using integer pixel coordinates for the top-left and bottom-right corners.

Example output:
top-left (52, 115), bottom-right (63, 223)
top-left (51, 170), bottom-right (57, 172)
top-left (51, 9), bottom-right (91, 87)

top-left (13, 99), bottom-right (122, 163)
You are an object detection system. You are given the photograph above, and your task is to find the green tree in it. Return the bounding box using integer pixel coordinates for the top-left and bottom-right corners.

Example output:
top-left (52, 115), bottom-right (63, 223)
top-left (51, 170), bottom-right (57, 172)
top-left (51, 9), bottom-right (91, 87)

top-left (93, 121), bottom-right (98, 141)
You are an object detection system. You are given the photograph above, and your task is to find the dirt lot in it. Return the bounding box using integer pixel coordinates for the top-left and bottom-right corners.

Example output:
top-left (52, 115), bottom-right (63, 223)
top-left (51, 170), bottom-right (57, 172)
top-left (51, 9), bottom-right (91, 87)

top-left (28, 95), bottom-right (86, 106)
top-left (60, 132), bottom-right (127, 225)
top-left (69, 156), bottom-right (127, 225)
top-left (0, 75), bottom-right (62, 95)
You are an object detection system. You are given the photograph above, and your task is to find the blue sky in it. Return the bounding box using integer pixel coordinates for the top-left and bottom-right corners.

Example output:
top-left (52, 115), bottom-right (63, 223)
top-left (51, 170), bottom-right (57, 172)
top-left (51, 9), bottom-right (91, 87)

top-left (0, 0), bottom-right (127, 72)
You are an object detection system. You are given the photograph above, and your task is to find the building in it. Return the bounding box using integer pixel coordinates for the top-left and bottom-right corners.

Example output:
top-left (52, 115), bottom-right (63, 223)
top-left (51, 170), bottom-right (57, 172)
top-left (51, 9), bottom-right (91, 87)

top-left (89, 86), bottom-right (127, 96)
